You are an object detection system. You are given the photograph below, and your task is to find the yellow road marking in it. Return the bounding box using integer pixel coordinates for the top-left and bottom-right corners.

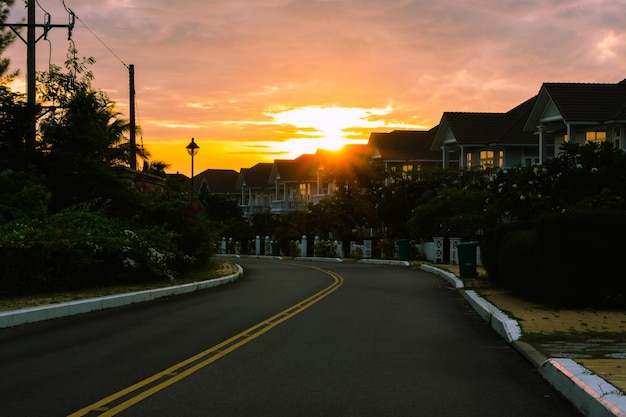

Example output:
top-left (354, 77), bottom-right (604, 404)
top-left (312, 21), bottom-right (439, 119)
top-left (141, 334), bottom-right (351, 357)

top-left (68, 265), bottom-right (343, 417)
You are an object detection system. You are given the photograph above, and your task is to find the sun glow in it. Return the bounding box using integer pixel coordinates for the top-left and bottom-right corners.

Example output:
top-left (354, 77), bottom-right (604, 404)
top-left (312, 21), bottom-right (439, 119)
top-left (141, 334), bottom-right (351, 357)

top-left (265, 105), bottom-right (406, 158)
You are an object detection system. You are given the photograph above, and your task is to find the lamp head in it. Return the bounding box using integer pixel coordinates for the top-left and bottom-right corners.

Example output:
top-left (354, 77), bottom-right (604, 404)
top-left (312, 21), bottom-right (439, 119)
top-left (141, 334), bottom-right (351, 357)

top-left (186, 138), bottom-right (200, 156)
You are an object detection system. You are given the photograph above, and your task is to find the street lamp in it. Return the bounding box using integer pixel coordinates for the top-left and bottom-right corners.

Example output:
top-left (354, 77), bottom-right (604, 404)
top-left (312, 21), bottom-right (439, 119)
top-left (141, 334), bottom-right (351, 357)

top-left (185, 138), bottom-right (200, 187)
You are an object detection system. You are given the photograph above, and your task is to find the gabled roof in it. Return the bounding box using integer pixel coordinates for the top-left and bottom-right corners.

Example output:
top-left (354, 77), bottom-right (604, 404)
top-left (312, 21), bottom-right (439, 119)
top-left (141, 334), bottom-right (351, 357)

top-left (524, 80), bottom-right (626, 130)
top-left (432, 96), bottom-right (538, 150)
top-left (195, 169), bottom-right (239, 194)
top-left (237, 162), bottom-right (273, 189)
top-left (369, 128), bottom-right (440, 161)
top-left (269, 154), bottom-right (317, 183)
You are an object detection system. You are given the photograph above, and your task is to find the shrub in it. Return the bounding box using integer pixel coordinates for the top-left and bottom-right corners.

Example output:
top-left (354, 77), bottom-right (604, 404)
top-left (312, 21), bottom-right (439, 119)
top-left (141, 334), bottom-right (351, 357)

top-left (314, 240), bottom-right (338, 258)
top-left (0, 204), bottom-right (197, 296)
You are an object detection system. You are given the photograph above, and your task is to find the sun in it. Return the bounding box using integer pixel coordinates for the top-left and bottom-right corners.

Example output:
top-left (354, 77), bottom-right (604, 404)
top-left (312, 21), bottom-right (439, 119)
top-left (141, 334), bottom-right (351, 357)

top-left (265, 105), bottom-right (402, 158)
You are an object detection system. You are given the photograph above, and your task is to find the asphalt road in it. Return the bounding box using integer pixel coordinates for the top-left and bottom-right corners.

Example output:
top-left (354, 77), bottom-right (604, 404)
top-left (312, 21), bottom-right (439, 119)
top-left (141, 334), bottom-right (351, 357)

top-left (0, 258), bottom-right (582, 416)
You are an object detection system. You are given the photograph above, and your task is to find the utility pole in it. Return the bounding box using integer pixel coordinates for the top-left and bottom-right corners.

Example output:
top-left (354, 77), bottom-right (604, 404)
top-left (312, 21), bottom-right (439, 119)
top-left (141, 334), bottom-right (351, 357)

top-left (1, 0), bottom-right (75, 146)
top-left (129, 64), bottom-right (136, 170)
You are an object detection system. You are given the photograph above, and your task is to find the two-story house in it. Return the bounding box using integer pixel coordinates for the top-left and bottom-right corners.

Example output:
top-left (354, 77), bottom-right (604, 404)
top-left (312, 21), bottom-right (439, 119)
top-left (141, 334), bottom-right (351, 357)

top-left (237, 162), bottom-right (274, 218)
top-left (523, 80), bottom-right (626, 162)
top-left (269, 154), bottom-right (318, 214)
top-left (430, 79), bottom-right (626, 170)
top-left (431, 96), bottom-right (539, 169)
top-left (368, 129), bottom-right (443, 183)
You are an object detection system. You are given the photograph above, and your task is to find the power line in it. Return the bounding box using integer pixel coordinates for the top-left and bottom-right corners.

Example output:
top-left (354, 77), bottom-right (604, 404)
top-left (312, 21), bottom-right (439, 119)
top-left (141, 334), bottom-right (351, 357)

top-left (73, 14), bottom-right (127, 69)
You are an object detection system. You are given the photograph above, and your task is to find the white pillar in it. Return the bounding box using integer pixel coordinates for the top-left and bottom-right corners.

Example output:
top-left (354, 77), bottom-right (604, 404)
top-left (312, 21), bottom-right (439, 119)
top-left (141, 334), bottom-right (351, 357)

top-left (300, 235), bottom-right (307, 257)
top-left (433, 236), bottom-right (444, 264)
top-left (449, 237), bottom-right (461, 265)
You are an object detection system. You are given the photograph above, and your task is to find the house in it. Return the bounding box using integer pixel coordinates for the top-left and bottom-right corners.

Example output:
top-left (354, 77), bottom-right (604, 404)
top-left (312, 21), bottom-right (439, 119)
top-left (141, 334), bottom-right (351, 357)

top-left (269, 154), bottom-right (318, 214)
top-left (193, 169), bottom-right (239, 199)
top-left (237, 162), bottom-right (274, 218)
top-left (368, 129), bottom-right (443, 183)
top-left (312, 144), bottom-right (371, 201)
top-left (523, 80), bottom-right (626, 162)
top-left (431, 96), bottom-right (538, 169)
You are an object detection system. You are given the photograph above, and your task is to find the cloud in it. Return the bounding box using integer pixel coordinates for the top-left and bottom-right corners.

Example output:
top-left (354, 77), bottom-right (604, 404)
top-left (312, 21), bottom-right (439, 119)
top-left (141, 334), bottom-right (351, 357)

top-left (5, 0), bottom-right (626, 174)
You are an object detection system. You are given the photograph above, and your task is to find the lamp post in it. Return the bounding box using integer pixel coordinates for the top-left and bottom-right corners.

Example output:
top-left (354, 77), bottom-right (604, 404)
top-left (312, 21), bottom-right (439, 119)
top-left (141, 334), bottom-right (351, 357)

top-left (185, 138), bottom-right (200, 187)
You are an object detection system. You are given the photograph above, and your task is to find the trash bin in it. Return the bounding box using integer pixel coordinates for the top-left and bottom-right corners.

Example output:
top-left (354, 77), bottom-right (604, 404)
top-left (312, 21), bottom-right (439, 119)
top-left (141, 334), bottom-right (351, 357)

top-left (456, 241), bottom-right (479, 278)
top-left (397, 239), bottom-right (409, 261)
top-left (271, 242), bottom-right (280, 256)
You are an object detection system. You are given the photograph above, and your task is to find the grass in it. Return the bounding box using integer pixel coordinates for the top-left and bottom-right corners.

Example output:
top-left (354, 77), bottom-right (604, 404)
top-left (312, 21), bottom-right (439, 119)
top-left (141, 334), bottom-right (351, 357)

top-left (0, 260), bottom-right (239, 312)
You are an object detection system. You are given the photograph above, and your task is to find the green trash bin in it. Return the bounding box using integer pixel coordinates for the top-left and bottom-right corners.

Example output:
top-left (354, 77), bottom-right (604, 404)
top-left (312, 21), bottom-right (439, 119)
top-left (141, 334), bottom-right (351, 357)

top-left (456, 241), bottom-right (479, 278)
top-left (397, 239), bottom-right (409, 261)
top-left (271, 242), bottom-right (280, 256)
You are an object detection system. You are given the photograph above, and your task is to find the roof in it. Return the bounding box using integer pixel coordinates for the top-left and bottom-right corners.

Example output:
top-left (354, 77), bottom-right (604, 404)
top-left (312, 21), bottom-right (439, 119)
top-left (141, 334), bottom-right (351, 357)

top-left (194, 169), bottom-right (239, 194)
top-left (524, 80), bottom-right (626, 130)
top-left (368, 129), bottom-right (441, 161)
top-left (432, 96), bottom-right (538, 150)
top-left (237, 162), bottom-right (273, 189)
top-left (269, 154), bottom-right (317, 183)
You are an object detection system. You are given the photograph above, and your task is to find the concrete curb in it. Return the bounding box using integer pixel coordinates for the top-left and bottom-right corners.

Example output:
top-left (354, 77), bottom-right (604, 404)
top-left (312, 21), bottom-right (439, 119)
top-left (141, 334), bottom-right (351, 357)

top-left (358, 259), bottom-right (409, 267)
top-left (422, 265), bottom-right (626, 417)
top-left (539, 359), bottom-right (626, 417)
top-left (419, 264), bottom-right (464, 288)
top-left (462, 289), bottom-right (522, 343)
top-left (294, 257), bottom-right (342, 263)
top-left (0, 265), bottom-right (244, 329)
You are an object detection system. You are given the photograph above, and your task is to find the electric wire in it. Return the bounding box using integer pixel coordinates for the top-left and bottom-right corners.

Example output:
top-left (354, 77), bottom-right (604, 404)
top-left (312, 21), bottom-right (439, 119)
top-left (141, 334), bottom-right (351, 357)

top-left (74, 15), bottom-right (128, 69)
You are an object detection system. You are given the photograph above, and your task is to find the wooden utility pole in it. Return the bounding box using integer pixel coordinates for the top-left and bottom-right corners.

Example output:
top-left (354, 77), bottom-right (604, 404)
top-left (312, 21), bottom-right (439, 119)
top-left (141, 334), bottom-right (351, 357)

top-left (129, 64), bottom-right (136, 170)
top-left (1, 0), bottom-right (75, 146)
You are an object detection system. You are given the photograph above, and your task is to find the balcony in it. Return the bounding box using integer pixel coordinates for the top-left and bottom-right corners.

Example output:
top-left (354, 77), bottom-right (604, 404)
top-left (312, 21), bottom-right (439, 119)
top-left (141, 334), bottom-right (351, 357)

top-left (240, 204), bottom-right (270, 217)
top-left (270, 200), bottom-right (309, 213)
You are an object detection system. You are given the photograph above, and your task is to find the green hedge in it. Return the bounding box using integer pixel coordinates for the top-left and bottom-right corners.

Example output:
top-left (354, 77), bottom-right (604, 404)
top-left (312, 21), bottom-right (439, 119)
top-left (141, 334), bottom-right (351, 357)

top-left (483, 211), bottom-right (625, 308)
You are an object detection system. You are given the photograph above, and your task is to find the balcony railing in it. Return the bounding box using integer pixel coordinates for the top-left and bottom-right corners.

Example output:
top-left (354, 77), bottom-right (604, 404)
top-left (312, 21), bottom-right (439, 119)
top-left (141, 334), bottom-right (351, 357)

top-left (270, 200), bottom-right (309, 213)
top-left (240, 204), bottom-right (270, 217)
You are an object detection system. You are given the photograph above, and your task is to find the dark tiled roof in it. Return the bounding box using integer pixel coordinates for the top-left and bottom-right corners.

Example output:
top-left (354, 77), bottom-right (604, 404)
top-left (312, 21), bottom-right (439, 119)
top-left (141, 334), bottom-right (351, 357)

top-left (238, 162), bottom-right (273, 188)
top-left (195, 169), bottom-right (239, 193)
top-left (272, 154), bottom-right (317, 182)
top-left (492, 95), bottom-right (538, 145)
top-left (438, 96), bottom-right (538, 147)
top-left (369, 129), bottom-right (440, 161)
top-left (443, 112), bottom-right (506, 146)
top-left (543, 81), bottom-right (626, 121)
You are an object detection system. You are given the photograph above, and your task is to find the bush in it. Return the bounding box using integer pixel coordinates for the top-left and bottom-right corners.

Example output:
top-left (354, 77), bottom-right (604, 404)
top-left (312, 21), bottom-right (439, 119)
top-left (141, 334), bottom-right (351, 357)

top-left (0, 204), bottom-right (198, 296)
top-left (314, 240), bottom-right (338, 258)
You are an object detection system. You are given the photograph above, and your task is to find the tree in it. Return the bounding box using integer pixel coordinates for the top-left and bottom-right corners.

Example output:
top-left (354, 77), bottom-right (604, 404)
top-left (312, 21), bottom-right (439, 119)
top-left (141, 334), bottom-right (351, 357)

top-left (0, 0), bottom-right (18, 83)
top-left (35, 51), bottom-right (134, 210)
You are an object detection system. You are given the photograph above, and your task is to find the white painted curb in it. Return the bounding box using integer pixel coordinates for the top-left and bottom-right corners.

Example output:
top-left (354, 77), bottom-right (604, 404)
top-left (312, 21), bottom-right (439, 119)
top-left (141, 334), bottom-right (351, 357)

top-left (419, 264), bottom-right (463, 288)
top-left (294, 257), bottom-right (342, 263)
top-left (462, 290), bottom-right (522, 343)
top-left (358, 259), bottom-right (409, 267)
top-left (0, 265), bottom-right (244, 329)
top-left (539, 359), bottom-right (626, 417)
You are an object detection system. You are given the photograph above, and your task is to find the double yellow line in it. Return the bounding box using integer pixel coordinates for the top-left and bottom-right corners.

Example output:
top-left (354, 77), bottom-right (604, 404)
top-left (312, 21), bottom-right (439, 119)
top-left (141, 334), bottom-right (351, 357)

top-left (69, 265), bottom-right (343, 417)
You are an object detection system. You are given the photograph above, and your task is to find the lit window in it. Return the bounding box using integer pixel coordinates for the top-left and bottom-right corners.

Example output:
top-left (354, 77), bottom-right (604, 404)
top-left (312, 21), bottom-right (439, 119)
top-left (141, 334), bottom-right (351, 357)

top-left (479, 150), bottom-right (495, 169)
top-left (467, 153), bottom-right (472, 168)
top-left (586, 131), bottom-right (606, 143)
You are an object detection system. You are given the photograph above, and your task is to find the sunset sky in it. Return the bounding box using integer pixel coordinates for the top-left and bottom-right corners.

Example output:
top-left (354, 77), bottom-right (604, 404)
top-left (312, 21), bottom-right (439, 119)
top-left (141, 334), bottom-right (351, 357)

top-left (5, 0), bottom-right (626, 176)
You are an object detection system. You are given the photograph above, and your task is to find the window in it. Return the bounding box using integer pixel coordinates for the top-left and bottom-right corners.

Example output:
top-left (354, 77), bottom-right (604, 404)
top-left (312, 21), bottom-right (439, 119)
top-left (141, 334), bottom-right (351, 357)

top-left (478, 150), bottom-right (504, 169)
top-left (479, 150), bottom-right (495, 169)
top-left (467, 153), bottom-right (473, 169)
top-left (586, 130), bottom-right (606, 143)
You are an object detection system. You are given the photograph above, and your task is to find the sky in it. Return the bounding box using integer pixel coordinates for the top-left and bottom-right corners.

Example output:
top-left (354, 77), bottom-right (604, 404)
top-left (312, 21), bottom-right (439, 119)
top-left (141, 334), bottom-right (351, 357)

top-left (4, 0), bottom-right (626, 176)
